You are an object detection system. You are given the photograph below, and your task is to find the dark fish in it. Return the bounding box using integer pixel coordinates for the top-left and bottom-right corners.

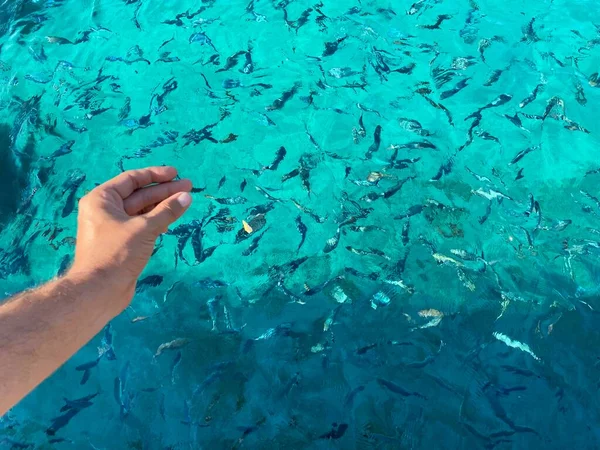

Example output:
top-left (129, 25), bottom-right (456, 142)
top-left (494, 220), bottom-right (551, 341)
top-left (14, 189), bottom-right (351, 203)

top-left (542, 96), bottom-right (564, 121)
top-left (503, 113), bottom-right (528, 132)
top-left (401, 220), bottom-right (410, 245)
top-left (383, 176), bottom-right (414, 199)
top-left (574, 80), bottom-right (587, 105)
top-left (242, 228), bottom-right (268, 256)
top-left (440, 77), bottom-right (470, 100)
top-left (515, 168), bottom-right (524, 180)
top-left (118, 97), bottom-right (131, 121)
top-left (430, 158), bottom-right (454, 181)
top-left (60, 392), bottom-right (98, 413)
top-left (220, 133), bottom-right (238, 143)
top-left (344, 385), bottom-right (365, 408)
top-left (295, 216), bottom-right (307, 252)
top-left (521, 17), bottom-right (540, 43)
top-left (376, 378), bottom-right (427, 399)
top-left (479, 201), bottom-right (492, 224)
top-left (419, 14), bottom-right (452, 30)
top-left (396, 205), bottom-right (424, 220)
top-left (282, 168), bottom-right (300, 182)
top-left (319, 423), bottom-right (349, 440)
top-left (75, 358), bottom-right (100, 372)
top-left (218, 176), bottom-right (226, 190)
top-left (136, 274), bottom-right (164, 291)
top-left (266, 82), bottom-right (301, 111)
top-left (519, 83), bottom-right (543, 108)
top-left (216, 50), bottom-right (246, 73)
top-left (365, 125), bottom-right (382, 159)
top-left (45, 140), bottom-right (75, 160)
top-left (323, 36), bottom-right (347, 57)
top-left (64, 120), bottom-right (87, 133)
top-left (509, 146), bottom-right (538, 165)
top-left (240, 178), bottom-right (247, 192)
top-left (483, 69), bottom-right (504, 87)
top-left (265, 146), bottom-right (287, 171)
top-left (57, 254), bottom-right (71, 276)
top-left (46, 409), bottom-right (80, 436)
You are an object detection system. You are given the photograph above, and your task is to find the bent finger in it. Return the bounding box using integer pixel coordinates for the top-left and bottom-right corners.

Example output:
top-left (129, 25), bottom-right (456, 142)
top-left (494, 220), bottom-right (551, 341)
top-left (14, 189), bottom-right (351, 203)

top-left (144, 192), bottom-right (192, 234)
top-left (98, 166), bottom-right (178, 199)
top-left (123, 179), bottom-right (192, 215)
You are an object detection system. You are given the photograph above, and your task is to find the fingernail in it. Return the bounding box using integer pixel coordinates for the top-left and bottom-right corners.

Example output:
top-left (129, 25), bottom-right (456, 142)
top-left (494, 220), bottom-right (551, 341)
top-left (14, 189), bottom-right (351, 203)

top-left (177, 192), bottom-right (192, 207)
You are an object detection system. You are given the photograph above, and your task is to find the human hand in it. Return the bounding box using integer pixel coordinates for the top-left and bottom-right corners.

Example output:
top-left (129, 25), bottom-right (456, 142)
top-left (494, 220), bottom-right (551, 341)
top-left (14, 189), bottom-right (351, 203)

top-left (69, 166), bottom-right (192, 314)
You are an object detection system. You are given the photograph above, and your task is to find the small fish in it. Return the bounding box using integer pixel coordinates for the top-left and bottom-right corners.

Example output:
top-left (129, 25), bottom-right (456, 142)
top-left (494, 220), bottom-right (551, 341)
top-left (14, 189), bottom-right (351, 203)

top-left (346, 246), bottom-right (390, 260)
top-left (323, 228), bottom-right (341, 253)
top-left (189, 32), bottom-right (217, 51)
top-left (519, 84), bottom-right (543, 108)
top-left (493, 332), bottom-right (540, 361)
top-left (170, 351), bottom-right (182, 384)
top-left (266, 82), bottom-right (301, 111)
top-left (319, 423), bottom-right (349, 440)
top-left (323, 36), bottom-right (347, 57)
top-left (365, 125), bottom-right (382, 159)
top-left (295, 216), bottom-right (307, 252)
top-left (376, 378), bottom-right (427, 399)
top-left (136, 274), bottom-right (164, 292)
top-left (389, 140), bottom-right (436, 150)
top-left (440, 77), bottom-right (470, 99)
top-left (509, 145), bottom-right (539, 165)
top-left (155, 338), bottom-right (191, 357)
top-left (515, 168), bottom-right (524, 180)
top-left (64, 120), bottom-right (87, 133)
top-left (205, 195), bottom-right (248, 205)
top-left (419, 14), bottom-right (452, 30)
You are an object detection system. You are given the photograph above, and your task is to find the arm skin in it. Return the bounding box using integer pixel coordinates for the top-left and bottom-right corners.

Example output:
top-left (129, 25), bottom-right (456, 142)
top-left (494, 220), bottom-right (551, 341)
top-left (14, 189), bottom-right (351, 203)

top-left (0, 166), bottom-right (192, 416)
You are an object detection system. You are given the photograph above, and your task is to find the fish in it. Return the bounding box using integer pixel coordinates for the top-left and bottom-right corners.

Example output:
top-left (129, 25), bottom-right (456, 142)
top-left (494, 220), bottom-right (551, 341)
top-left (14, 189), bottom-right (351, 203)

top-left (542, 96), bottom-right (565, 121)
top-left (440, 77), bottom-right (470, 99)
top-left (483, 68), bottom-right (505, 87)
top-left (493, 332), bottom-right (540, 361)
top-left (515, 168), bottom-right (524, 180)
top-left (60, 392), bottom-right (98, 413)
top-left (319, 423), bottom-right (349, 440)
top-left (155, 338), bottom-right (191, 358)
top-left (509, 146), bottom-right (539, 165)
top-left (264, 146), bottom-right (286, 171)
top-left (136, 274), bottom-right (164, 292)
top-left (205, 195), bottom-right (247, 205)
top-left (346, 246), bottom-right (390, 260)
top-left (323, 228), bottom-right (341, 253)
top-left (376, 378), bottom-right (427, 399)
top-left (295, 216), bottom-right (307, 252)
top-left (389, 140), bottom-right (436, 150)
top-left (519, 84), bottom-right (543, 108)
top-left (419, 14), bottom-right (452, 30)
top-left (189, 32), bottom-right (217, 51)
top-left (46, 409), bottom-right (80, 436)
top-left (242, 228), bottom-right (268, 256)
top-left (266, 82), bottom-right (301, 111)
top-left (44, 140), bottom-right (75, 160)
top-left (323, 36), bottom-right (347, 57)
top-left (365, 125), bottom-right (382, 159)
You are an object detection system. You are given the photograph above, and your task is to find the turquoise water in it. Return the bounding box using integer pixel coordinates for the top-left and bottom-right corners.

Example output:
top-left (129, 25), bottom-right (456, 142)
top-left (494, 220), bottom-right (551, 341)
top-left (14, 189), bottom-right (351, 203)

top-left (1, 0), bottom-right (600, 447)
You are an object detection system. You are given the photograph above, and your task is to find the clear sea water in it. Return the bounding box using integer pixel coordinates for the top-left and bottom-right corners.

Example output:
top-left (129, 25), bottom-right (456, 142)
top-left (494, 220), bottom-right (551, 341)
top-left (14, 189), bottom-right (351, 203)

top-left (1, 0), bottom-right (600, 448)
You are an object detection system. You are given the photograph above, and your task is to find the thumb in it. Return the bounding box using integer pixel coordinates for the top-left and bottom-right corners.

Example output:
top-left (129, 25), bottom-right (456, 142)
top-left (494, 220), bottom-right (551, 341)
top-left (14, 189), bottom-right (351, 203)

top-left (145, 192), bottom-right (192, 234)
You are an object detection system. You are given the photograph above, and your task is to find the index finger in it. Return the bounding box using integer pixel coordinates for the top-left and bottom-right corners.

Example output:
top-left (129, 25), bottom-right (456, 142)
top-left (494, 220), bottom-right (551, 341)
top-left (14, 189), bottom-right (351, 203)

top-left (98, 166), bottom-right (179, 199)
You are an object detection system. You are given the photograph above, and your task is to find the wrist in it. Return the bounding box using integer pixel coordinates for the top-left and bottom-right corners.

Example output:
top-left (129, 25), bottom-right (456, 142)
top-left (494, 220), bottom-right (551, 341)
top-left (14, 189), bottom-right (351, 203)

top-left (63, 267), bottom-right (135, 317)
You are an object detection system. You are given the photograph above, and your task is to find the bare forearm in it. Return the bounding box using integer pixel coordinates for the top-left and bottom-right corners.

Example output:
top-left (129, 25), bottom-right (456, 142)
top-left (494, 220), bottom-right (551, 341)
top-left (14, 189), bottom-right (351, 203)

top-left (0, 273), bottom-right (123, 416)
